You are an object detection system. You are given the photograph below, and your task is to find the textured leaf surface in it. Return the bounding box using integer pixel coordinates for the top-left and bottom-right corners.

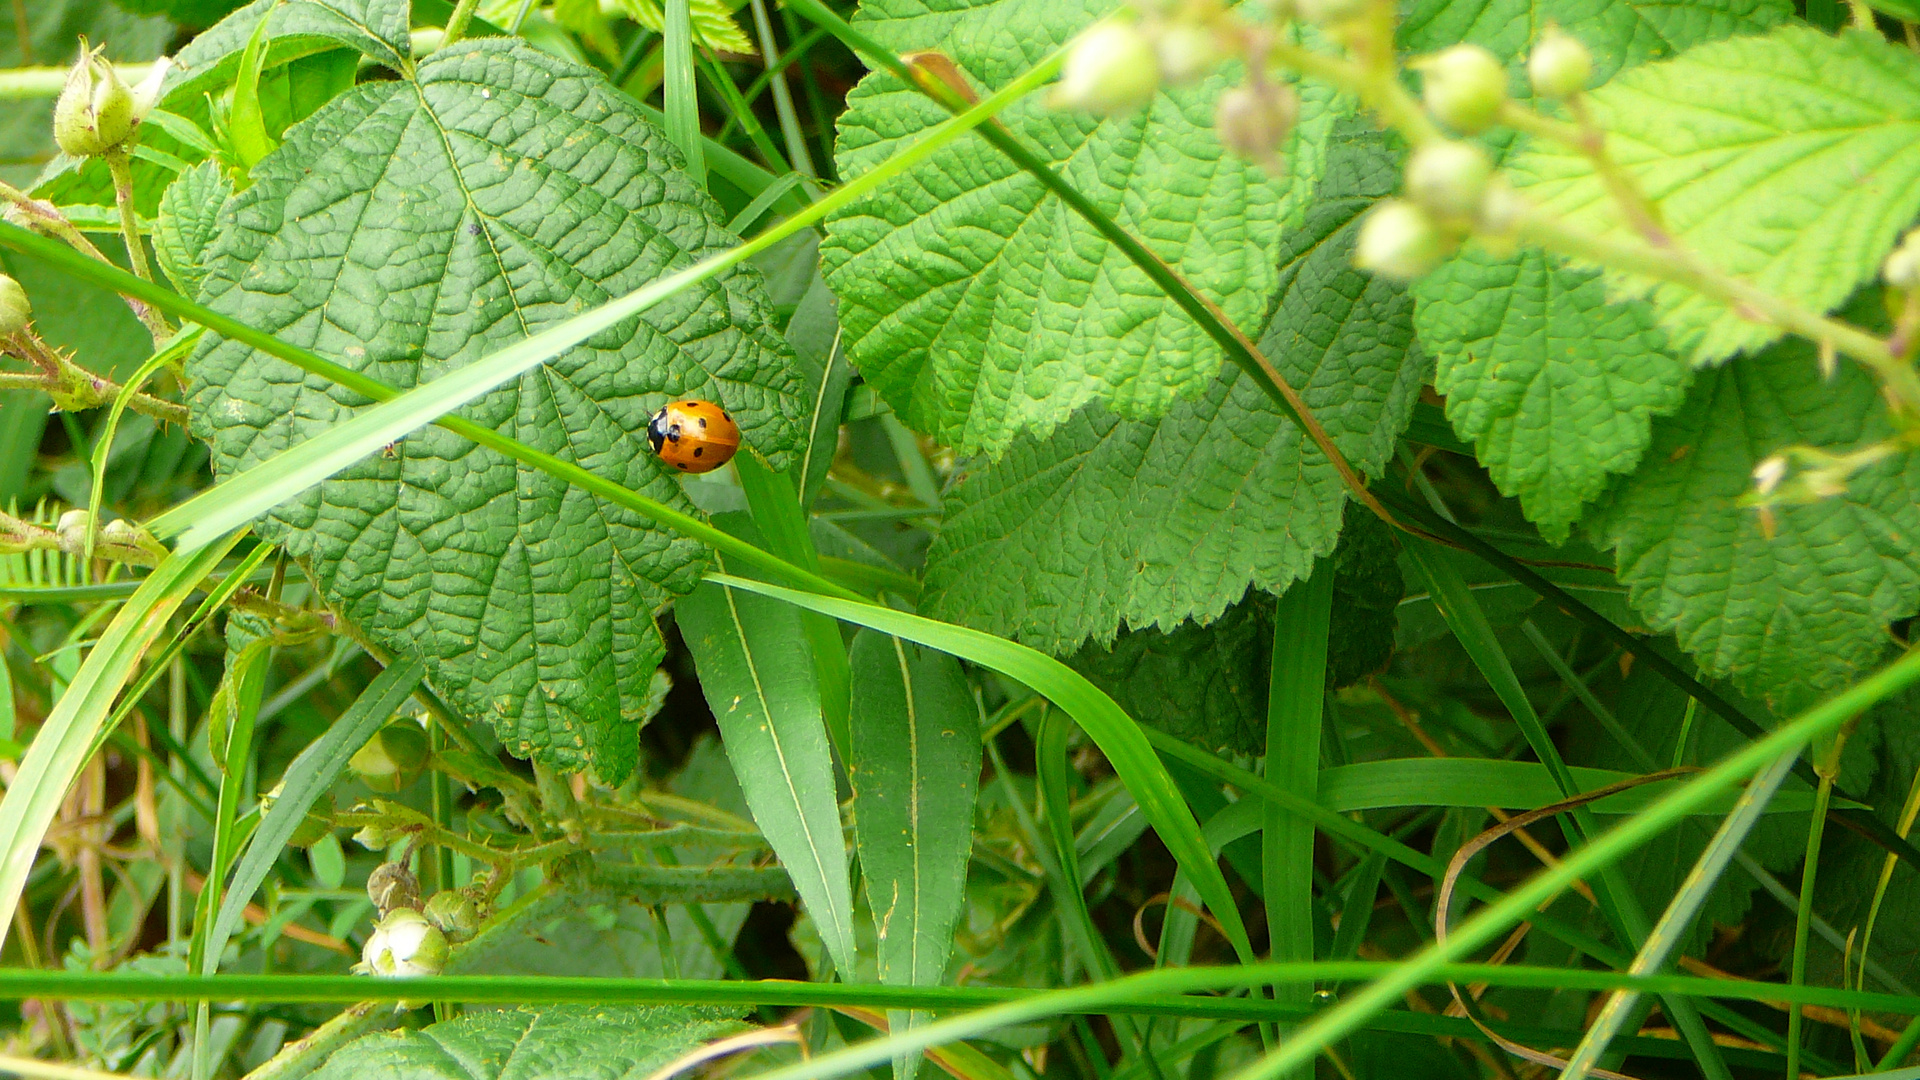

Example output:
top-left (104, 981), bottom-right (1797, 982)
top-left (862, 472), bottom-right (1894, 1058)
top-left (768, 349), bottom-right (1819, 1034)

top-left (1399, 0), bottom-right (1787, 76)
top-left (920, 122), bottom-right (1423, 653)
top-left (1415, 247), bottom-right (1689, 542)
top-left (610, 0), bottom-right (756, 55)
top-left (676, 520), bottom-right (854, 974)
top-left (187, 40), bottom-right (806, 780)
top-left (154, 161), bottom-right (234, 299)
top-left (820, 0), bottom-right (1330, 457)
top-left (1510, 26), bottom-right (1920, 364)
top-left (307, 1005), bottom-right (745, 1080)
top-left (163, 0), bottom-right (409, 106)
top-left (1586, 318), bottom-right (1920, 713)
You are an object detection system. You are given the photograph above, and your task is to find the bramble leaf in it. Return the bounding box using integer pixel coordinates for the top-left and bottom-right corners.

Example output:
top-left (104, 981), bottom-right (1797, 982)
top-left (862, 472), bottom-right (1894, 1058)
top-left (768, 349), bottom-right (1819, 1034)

top-left (1510, 26), bottom-right (1920, 364)
top-left (608, 0), bottom-right (756, 56)
top-left (153, 161), bottom-right (233, 299)
top-left (162, 0), bottom-right (409, 106)
top-left (1414, 247), bottom-right (1689, 542)
top-left (820, 0), bottom-right (1334, 457)
top-left (1586, 313), bottom-right (1920, 714)
top-left (920, 121), bottom-right (1422, 653)
top-left (187, 40), bottom-right (806, 781)
top-left (306, 1004), bottom-right (746, 1080)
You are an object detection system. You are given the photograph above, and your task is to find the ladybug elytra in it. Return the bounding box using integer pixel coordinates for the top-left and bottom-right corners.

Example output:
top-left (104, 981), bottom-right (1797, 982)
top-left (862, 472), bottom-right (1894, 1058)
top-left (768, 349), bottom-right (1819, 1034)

top-left (647, 399), bottom-right (740, 474)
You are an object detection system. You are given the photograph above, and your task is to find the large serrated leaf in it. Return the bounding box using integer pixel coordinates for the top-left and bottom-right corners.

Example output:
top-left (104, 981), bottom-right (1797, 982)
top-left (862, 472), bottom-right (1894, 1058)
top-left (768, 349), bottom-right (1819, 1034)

top-left (1586, 311), bottom-right (1920, 714)
top-left (1510, 26), bottom-right (1920, 365)
top-left (919, 121), bottom-right (1422, 654)
top-left (306, 1004), bottom-right (747, 1080)
top-left (820, 0), bottom-right (1332, 458)
top-left (187, 39), bottom-right (807, 781)
top-left (1415, 247), bottom-right (1690, 542)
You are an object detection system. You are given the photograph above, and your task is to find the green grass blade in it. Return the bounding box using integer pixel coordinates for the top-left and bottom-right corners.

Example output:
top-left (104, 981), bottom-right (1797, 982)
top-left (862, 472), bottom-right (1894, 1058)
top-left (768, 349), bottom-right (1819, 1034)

top-left (662, 0), bottom-right (706, 184)
top-left (202, 657), bottom-right (425, 984)
top-left (677, 549), bottom-right (855, 974)
top-left (848, 629), bottom-right (981, 1080)
top-left (0, 530), bottom-right (245, 954)
top-left (1224, 646), bottom-right (1920, 1080)
top-left (1316, 757), bottom-right (1832, 815)
top-left (703, 572), bottom-right (1257, 967)
top-left (85, 326), bottom-right (203, 561)
top-left (1265, 558), bottom-right (1333, 1061)
top-left (1562, 751), bottom-right (1799, 1079)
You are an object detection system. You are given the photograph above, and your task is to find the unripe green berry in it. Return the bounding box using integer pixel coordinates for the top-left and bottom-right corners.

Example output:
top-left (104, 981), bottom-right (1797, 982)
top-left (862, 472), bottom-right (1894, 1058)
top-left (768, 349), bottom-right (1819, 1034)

top-left (0, 274), bottom-right (30, 337)
top-left (1354, 199), bottom-right (1448, 282)
top-left (350, 720), bottom-right (431, 793)
top-left (1528, 28), bottom-right (1593, 99)
top-left (1053, 19), bottom-right (1162, 116)
top-left (1886, 230), bottom-right (1920, 289)
top-left (1153, 22), bottom-right (1220, 85)
top-left (366, 861), bottom-right (421, 915)
top-left (53, 42), bottom-right (136, 158)
top-left (423, 890), bottom-right (485, 942)
top-left (1418, 45), bottom-right (1506, 135)
top-left (1215, 81), bottom-right (1299, 172)
top-left (359, 908), bottom-right (449, 977)
top-left (1404, 141), bottom-right (1493, 223)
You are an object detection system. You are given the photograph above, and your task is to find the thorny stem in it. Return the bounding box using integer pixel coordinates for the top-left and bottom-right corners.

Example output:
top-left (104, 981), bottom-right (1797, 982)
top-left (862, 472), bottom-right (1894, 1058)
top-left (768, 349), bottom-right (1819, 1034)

top-left (441, 0), bottom-right (483, 46)
top-left (102, 150), bottom-right (154, 286)
top-left (1, 329), bottom-right (188, 425)
top-left (0, 181), bottom-right (171, 345)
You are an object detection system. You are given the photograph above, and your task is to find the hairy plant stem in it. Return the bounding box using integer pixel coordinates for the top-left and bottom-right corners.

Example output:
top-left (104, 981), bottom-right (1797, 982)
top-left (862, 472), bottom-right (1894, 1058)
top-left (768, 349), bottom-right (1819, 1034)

top-left (0, 181), bottom-right (172, 345)
top-left (442, 0), bottom-right (483, 46)
top-left (1, 329), bottom-right (188, 425)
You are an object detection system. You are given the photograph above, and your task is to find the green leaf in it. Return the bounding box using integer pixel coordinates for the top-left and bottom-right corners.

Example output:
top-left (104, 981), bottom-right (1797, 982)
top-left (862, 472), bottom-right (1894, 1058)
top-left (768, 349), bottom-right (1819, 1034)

top-left (675, 519), bottom-right (855, 975)
top-left (849, 630), bottom-right (980, 982)
top-left (787, 276), bottom-right (853, 510)
top-left (1398, 0), bottom-right (1788, 77)
top-left (306, 1004), bottom-right (748, 1080)
top-left (848, 630), bottom-right (980, 1080)
top-left (1509, 26), bottom-right (1920, 365)
top-left (1414, 247), bottom-right (1690, 542)
top-left (610, 0), bottom-right (757, 55)
top-left (162, 0), bottom-right (410, 108)
top-left (153, 161), bottom-right (234, 298)
top-left (820, 0), bottom-right (1332, 457)
top-left (186, 39), bottom-right (807, 780)
top-left (229, 4), bottom-right (280, 169)
top-left (920, 120), bottom-right (1422, 653)
top-left (1586, 318), bottom-right (1920, 714)
top-left (1067, 593), bottom-right (1273, 756)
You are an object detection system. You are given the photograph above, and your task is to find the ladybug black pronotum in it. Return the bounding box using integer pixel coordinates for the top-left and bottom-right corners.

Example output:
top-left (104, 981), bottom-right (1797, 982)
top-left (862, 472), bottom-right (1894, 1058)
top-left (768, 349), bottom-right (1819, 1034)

top-left (647, 400), bottom-right (740, 474)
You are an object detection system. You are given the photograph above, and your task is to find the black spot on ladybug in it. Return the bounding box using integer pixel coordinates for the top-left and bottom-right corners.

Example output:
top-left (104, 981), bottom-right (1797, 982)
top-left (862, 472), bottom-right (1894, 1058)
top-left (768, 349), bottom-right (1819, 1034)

top-left (698, 417), bottom-right (708, 429)
top-left (675, 462), bottom-right (689, 470)
top-left (721, 411), bottom-right (732, 421)
top-left (693, 446), bottom-right (704, 457)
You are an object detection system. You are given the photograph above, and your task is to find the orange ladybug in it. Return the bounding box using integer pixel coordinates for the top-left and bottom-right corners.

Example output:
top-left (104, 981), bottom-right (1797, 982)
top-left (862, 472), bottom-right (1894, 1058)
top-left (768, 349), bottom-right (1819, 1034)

top-left (647, 399), bottom-right (740, 474)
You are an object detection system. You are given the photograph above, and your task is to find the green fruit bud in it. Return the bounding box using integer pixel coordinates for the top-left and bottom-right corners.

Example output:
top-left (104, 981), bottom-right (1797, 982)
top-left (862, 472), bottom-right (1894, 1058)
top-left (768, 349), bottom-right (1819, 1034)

top-left (1404, 141), bottom-right (1493, 223)
top-left (1417, 45), bottom-right (1506, 135)
top-left (1153, 22), bottom-right (1220, 85)
top-left (53, 40), bottom-right (137, 158)
top-left (1214, 81), bottom-right (1299, 173)
top-left (1053, 19), bottom-right (1162, 116)
top-left (366, 861), bottom-right (421, 915)
top-left (1886, 231), bottom-right (1920, 289)
top-left (1528, 28), bottom-right (1593, 99)
top-left (1354, 199), bottom-right (1449, 282)
top-left (0, 274), bottom-right (30, 337)
top-left (422, 890), bottom-right (485, 942)
top-left (359, 908), bottom-right (448, 977)
top-left (349, 720), bottom-right (431, 793)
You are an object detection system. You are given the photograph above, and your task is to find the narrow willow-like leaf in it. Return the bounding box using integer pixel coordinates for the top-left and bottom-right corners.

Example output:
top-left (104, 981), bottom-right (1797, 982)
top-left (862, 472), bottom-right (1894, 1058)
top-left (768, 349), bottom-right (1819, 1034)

top-left (704, 573), bottom-right (1256, 965)
top-left (228, 7), bottom-right (277, 168)
top-left (0, 531), bottom-right (245, 952)
top-left (1265, 558), bottom-right (1332, 1063)
top-left (203, 657), bottom-right (425, 981)
top-left (678, 542), bottom-right (855, 974)
top-left (848, 630), bottom-right (980, 1080)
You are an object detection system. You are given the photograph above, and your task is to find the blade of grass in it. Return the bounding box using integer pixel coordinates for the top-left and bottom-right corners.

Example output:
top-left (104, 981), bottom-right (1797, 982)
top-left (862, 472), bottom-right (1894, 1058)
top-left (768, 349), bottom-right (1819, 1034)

top-left (1561, 751), bottom-right (1798, 1079)
top-left (662, 0), bottom-right (705, 184)
top-left (84, 327), bottom-right (203, 562)
top-left (1265, 558), bottom-right (1333, 1070)
top-left (0, 530), bottom-right (245, 954)
top-left (748, 0), bottom-right (817, 177)
top-left (704, 573), bottom-right (1256, 967)
top-left (1789, 732), bottom-right (1850, 1079)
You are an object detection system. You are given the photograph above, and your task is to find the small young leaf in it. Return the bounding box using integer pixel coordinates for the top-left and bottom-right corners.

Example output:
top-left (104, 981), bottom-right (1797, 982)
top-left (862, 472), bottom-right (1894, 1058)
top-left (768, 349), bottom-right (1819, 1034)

top-left (153, 161), bottom-right (234, 298)
top-left (161, 0), bottom-right (410, 107)
top-left (1510, 26), bottom-right (1920, 364)
top-left (306, 1004), bottom-right (747, 1080)
top-left (228, 5), bottom-right (278, 168)
top-left (848, 629), bottom-right (980, 1078)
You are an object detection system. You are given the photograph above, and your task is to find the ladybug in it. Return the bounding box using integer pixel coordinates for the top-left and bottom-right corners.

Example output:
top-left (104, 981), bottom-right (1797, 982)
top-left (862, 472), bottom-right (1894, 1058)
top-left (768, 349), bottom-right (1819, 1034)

top-left (647, 399), bottom-right (740, 474)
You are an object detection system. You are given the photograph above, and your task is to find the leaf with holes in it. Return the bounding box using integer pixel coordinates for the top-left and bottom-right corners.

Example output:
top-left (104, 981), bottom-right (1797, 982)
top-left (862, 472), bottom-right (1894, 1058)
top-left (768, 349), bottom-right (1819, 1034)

top-left (920, 120), bottom-right (1423, 654)
top-left (820, 0), bottom-right (1335, 458)
top-left (187, 39), bottom-right (807, 782)
top-left (1510, 26), bottom-right (1920, 364)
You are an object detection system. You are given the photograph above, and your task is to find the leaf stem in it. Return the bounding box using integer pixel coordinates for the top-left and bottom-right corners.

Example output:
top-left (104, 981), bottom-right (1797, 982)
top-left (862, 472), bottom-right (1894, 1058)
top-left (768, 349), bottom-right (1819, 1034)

top-left (103, 150), bottom-right (155, 286)
top-left (442, 0), bottom-right (482, 45)
top-left (0, 336), bottom-right (188, 426)
top-left (0, 180), bottom-right (172, 345)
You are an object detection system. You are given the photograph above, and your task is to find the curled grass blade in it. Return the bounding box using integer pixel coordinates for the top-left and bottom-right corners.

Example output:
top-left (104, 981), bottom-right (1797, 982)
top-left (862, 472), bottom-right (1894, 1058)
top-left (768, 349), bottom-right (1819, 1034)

top-left (85, 326), bottom-right (203, 562)
top-left (703, 572), bottom-right (1257, 966)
